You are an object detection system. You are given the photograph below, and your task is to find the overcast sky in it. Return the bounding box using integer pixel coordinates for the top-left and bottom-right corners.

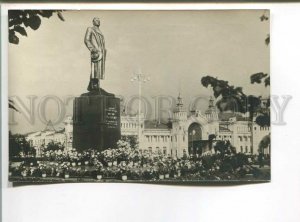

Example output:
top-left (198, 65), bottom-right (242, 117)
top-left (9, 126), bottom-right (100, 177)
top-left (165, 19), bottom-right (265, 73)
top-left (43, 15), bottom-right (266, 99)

top-left (8, 10), bottom-right (270, 134)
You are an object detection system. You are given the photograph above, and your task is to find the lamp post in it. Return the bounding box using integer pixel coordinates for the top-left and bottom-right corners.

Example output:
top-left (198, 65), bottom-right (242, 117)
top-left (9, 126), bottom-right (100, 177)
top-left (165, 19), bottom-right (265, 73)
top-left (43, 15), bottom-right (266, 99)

top-left (131, 73), bottom-right (150, 148)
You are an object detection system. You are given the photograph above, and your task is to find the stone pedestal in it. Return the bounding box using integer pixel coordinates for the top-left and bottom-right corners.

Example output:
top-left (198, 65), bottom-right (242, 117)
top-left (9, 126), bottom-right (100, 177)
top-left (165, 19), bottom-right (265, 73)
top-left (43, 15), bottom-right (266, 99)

top-left (73, 90), bottom-right (121, 152)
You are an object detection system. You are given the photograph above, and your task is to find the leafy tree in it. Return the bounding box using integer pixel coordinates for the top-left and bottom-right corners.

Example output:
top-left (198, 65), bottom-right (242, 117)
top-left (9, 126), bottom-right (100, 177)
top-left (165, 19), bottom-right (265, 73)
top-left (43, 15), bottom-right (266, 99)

top-left (252, 11), bottom-right (270, 102)
top-left (9, 99), bottom-right (19, 112)
top-left (44, 141), bottom-right (64, 152)
top-left (249, 12), bottom-right (270, 126)
top-left (202, 13), bottom-right (271, 154)
top-left (9, 131), bottom-right (21, 158)
top-left (121, 135), bottom-right (138, 149)
top-left (259, 134), bottom-right (270, 155)
top-left (250, 72), bottom-right (269, 87)
top-left (9, 131), bottom-right (35, 158)
top-left (201, 14), bottom-right (270, 128)
top-left (8, 10), bottom-right (64, 44)
top-left (208, 134), bottom-right (216, 149)
top-left (260, 12), bottom-right (270, 46)
top-left (214, 140), bottom-right (235, 155)
top-left (201, 76), bottom-right (263, 123)
top-left (8, 10), bottom-right (65, 112)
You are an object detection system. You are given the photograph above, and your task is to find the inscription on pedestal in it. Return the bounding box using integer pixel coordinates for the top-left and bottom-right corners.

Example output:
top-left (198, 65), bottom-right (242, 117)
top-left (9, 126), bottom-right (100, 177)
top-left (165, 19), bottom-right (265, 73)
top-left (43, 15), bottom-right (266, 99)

top-left (106, 106), bottom-right (118, 129)
top-left (73, 94), bottom-right (121, 152)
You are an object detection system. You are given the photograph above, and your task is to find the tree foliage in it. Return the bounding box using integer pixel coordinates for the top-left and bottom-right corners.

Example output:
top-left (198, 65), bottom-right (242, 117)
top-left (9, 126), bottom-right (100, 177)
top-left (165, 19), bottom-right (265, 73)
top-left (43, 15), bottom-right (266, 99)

top-left (8, 10), bottom-right (65, 111)
top-left (259, 134), bottom-right (271, 155)
top-left (260, 12), bottom-right (270, 46)
top-left (202, 76), bottom-right (264, 116)
top-left (201, 14), bottom-right (270, 127)
top-left (214, 140), bottom-right (236, 155)
top-left (8, 99), bottom-right (19, 112)
top-left (9, 131), bottom-right (35, 158)
top-left (250, 72), bottom-right (270, 86)
top-left (201, 75), bottom-right (270, 127)
top-left (121, 135), bottom-right (138, 149)
top-left (44, 141), bottom-right (64, 152)
top-left (8, 10), bottom-right (64, 45)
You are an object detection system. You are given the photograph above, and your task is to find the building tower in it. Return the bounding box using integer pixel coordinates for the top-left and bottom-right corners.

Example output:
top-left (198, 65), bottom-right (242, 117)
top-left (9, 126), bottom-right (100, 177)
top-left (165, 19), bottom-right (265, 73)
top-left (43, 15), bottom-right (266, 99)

top-left (173, 93), bottom-right (187, 121)
top-left (205, 96), bottom-right (218, 122)
top-left (171, 93), bottom-right (188, 157)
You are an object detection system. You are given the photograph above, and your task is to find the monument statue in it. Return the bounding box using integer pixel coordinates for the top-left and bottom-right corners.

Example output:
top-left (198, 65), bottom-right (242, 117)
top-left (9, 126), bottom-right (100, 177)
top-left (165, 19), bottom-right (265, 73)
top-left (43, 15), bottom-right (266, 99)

top-left (73, 17), bottom-right (121, 152)
top-left (84, 17), bottom-right (106, 91)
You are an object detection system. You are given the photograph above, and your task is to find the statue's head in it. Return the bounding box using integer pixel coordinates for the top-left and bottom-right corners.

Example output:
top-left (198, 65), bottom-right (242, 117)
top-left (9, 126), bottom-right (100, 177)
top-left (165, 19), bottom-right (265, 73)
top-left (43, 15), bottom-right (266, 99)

top-left (93, 17), bottom-right (101, 27)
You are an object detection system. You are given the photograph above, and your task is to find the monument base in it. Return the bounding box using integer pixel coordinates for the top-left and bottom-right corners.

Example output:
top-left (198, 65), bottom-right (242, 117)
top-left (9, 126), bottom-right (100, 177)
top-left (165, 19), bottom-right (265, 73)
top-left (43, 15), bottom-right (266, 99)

top-left (73, 89), bottom-right (121, 152)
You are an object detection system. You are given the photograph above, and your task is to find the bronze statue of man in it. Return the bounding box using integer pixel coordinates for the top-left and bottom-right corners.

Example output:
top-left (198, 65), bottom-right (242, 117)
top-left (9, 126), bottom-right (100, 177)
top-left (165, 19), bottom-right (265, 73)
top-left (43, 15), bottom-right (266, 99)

top-left (84, 17), bottom-right (106, 91)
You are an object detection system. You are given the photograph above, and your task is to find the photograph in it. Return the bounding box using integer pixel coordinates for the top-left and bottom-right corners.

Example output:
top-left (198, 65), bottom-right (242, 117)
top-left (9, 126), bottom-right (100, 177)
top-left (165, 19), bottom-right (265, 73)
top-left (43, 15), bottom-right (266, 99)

top-left (8, 9), bottom-right (270, 184)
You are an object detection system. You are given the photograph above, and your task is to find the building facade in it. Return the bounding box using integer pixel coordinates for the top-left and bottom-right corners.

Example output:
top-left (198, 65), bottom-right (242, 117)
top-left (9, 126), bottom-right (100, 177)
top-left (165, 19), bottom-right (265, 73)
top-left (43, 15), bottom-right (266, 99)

top-left (121, 95), bottom-right (270, 157)
top-left (25, 119), bottom-right (75, 157)
top-left (26, 96), bottom-right (270, 158)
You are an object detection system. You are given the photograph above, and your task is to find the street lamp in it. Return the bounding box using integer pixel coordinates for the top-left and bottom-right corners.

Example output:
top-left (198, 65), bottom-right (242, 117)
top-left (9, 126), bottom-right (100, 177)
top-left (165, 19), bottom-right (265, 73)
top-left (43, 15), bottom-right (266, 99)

top-left (130, 72), bottom-right (150, 147)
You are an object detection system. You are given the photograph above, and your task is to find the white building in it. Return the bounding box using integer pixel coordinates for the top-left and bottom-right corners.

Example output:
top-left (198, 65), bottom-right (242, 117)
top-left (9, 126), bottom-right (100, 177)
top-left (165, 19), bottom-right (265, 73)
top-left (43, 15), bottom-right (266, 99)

top-left (26, 121), bottom-right (68, 157)
top-left (121, 95), bottom-right (270, 157)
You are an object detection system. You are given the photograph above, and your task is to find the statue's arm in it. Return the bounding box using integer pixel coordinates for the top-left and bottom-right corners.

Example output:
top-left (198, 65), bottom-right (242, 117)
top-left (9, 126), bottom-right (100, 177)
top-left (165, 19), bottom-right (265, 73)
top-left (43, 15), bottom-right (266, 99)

top-left (84, 27), bottom-right (95, 52)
